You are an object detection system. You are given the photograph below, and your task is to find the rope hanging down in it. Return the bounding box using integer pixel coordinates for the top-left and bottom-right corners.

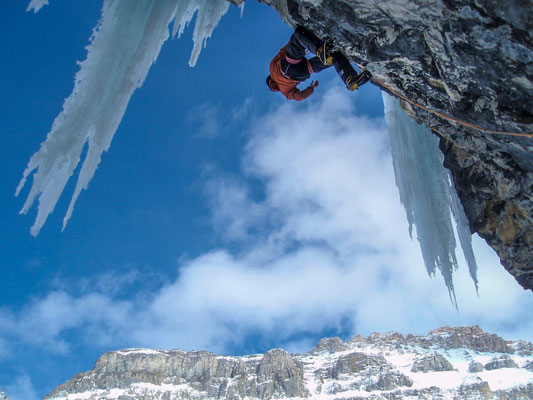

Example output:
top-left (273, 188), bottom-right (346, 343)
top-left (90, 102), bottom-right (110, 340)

top-left (368, 75), bottom-right (533, 139)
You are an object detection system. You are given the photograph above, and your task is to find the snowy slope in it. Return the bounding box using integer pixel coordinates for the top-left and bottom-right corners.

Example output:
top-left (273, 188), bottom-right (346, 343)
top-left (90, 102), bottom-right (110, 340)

top-left (44, 326), bottom-right (533, 399)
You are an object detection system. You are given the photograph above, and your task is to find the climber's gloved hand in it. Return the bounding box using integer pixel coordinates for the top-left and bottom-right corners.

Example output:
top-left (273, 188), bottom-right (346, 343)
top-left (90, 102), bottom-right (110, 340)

top-left (309, 80), bottom-right (319, 89)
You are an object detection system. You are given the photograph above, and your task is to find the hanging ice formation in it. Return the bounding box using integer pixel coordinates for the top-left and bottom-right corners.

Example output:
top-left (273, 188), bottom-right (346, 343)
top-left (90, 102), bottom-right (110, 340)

top-left (18, 0), bottom-right (229, 236)
top-left (383, 93), bottom-right (478, 307)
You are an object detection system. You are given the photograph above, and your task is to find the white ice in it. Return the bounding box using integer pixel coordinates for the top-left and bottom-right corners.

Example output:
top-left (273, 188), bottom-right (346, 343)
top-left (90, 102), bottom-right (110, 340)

top-left (26, 0), bottom-right (49, 13)
top-left (18, 0), bottom-right (229, 236)
top-left (383, 93), bottom-right (478, 306)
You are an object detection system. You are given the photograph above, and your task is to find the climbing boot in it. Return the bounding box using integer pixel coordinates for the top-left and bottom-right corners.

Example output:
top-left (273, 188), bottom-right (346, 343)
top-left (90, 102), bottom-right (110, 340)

top-left (346, 70), bottom-right (372, 91)
top-left (316, 38), bottom-right (333, 66)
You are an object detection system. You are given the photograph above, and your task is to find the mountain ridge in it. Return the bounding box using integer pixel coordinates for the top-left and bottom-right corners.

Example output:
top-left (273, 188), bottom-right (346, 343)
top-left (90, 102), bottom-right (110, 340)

top-left (45, 325), bottom-right (533, 399)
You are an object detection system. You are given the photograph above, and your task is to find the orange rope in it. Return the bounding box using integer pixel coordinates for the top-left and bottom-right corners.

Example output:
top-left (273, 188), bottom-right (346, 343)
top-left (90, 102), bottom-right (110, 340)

top-left (370, 76), bottom-right (533, 139)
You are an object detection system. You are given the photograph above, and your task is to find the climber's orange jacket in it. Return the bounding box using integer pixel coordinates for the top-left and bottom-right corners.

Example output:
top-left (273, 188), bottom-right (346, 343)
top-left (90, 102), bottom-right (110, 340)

top-left (269, 45), bottom-right (314, 101)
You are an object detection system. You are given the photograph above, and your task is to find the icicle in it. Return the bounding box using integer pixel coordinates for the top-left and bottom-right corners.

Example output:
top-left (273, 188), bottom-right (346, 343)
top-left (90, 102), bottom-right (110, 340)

top-left (19, 0), bottom-right (229, 235)
top-left (449, 180), bottom-right (479, 294)
top-left (172, 0), bottom-right (200, 39)
top-left (189, 0), bottom-right (230, 66)
top-left (26, 0), bottom-right (49, 13)
top-left (383, 93), bottom-right (478, 306)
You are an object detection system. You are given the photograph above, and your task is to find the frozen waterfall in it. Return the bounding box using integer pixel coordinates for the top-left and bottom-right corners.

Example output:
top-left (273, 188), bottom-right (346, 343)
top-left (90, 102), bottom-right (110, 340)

top-left (383, 93), bottom-right (478, 306)
top-left (17, 0), bottom-right (229, 236)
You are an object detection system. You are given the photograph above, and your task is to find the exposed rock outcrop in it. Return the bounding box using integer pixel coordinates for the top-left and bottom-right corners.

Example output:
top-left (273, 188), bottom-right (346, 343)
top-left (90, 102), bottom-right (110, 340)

top-left (457, 382), bottom-right (493, 400)
top-left (45, 326), bottom-right (533, 400)
top-left (468, 360), bottom-right (485, 373)
top-left (46, 348), bottom-right (308, 400)
top-left (485, 356), bottom-right (520, 370)
top-left (494, 384), bottom-right (533, 400)
top-left (423, 325), bottom-right (514, 353)
top-left (411, 352), bottom-right (454, 372)
top-left (310, 336), bottom-right (350, 355)
top-left (347, 325), bottom-right (516, 354)
top-left (260, 0), bottom-right (533, 291)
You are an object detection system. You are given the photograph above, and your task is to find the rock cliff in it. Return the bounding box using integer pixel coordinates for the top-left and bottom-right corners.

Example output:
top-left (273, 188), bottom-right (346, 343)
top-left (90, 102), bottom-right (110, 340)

top-left (44, 326), bottom-right (533, 399)
top-left (254, 0), bottom-right (533, 291)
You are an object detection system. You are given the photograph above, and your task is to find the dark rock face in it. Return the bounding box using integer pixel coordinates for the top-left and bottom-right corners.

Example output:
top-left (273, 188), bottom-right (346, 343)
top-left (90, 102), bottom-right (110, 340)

top-left (261, 0), bottom-right (533, 291)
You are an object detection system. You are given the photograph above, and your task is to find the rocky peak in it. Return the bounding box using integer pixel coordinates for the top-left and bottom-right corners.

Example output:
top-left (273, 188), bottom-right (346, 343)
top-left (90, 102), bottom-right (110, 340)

top-left (310, 337), bottom-right (349, 355)
top-left (410, 352), bottom-right (455, 372)
top-left (343, 325), bottom-right (515, 353)
top-left (422, 325), bottom-right (514, 353)
top-left (45, 325), bottom-right (533, 399)
top-left (256, 349), bottom-right (308, 398)
top-left (260, 0), bottom-right (533, 291)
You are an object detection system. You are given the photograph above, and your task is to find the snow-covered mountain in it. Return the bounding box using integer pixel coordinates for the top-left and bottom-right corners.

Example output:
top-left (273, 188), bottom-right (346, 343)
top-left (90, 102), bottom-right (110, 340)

top-left (44, 326), bottom-right (533, 399)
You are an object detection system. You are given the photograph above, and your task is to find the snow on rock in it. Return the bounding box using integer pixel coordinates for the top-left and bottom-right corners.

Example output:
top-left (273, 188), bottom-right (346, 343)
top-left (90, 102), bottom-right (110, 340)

top-left (18, 0), bottom-right (228, 236)
top-left (383, 93), bottom-right (478, 305)
top-left (44, 326), bottom-right (533, 399)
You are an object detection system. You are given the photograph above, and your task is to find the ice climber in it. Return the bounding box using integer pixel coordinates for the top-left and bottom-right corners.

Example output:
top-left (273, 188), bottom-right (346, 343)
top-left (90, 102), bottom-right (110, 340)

top-left (267, 27), bottom-right (372, 101)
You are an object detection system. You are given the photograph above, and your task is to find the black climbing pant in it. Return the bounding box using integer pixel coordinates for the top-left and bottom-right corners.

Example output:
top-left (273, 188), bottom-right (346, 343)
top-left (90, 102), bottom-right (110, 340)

top-left (282, 27), bottom-right (358, 84)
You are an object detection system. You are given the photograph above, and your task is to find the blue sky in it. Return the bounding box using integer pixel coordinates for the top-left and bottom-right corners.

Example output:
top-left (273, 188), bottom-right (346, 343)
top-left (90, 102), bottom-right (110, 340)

top-left (1, 1), bottom-right (532, 399)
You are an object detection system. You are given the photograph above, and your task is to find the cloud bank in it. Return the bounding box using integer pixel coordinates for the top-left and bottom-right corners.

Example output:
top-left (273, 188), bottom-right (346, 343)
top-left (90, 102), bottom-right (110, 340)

top-left (2, 86), bottom-right (532, 367)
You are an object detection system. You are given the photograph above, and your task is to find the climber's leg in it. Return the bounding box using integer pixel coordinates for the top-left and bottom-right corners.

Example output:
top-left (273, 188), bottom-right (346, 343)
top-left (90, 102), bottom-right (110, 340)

top-left (307, 57), bottom-right (332, 74)
top-left (287, 27), bottom-right (322, 61)
top-left (283, 28), bottom-right (325, 81)
top-left (345, 70), bottom-right (373, 91)
top-left (331, 52), bottom-right (357, 82)
top-left (331, 51), bottom-right (372, 90)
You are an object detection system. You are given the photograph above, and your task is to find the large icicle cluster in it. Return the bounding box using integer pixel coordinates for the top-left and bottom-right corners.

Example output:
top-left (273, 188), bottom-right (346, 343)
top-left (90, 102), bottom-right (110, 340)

top-left (383, 93), bottom-right (478, 306)
top-left (17, 0), bottom-right (229, 236)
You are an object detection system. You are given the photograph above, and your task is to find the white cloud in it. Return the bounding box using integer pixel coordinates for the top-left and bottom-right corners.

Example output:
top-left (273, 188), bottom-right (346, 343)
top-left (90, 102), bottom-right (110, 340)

top-left (5, 374), bottom-right (38, 400)
top-left (203, 176), bottom-right (270, 242)
top-left (2, 85), bottom-right (532, 362)
top-left (187, 103), bottom-right (221, 138)
top-left (0, 291), bottom-right (133, 355)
